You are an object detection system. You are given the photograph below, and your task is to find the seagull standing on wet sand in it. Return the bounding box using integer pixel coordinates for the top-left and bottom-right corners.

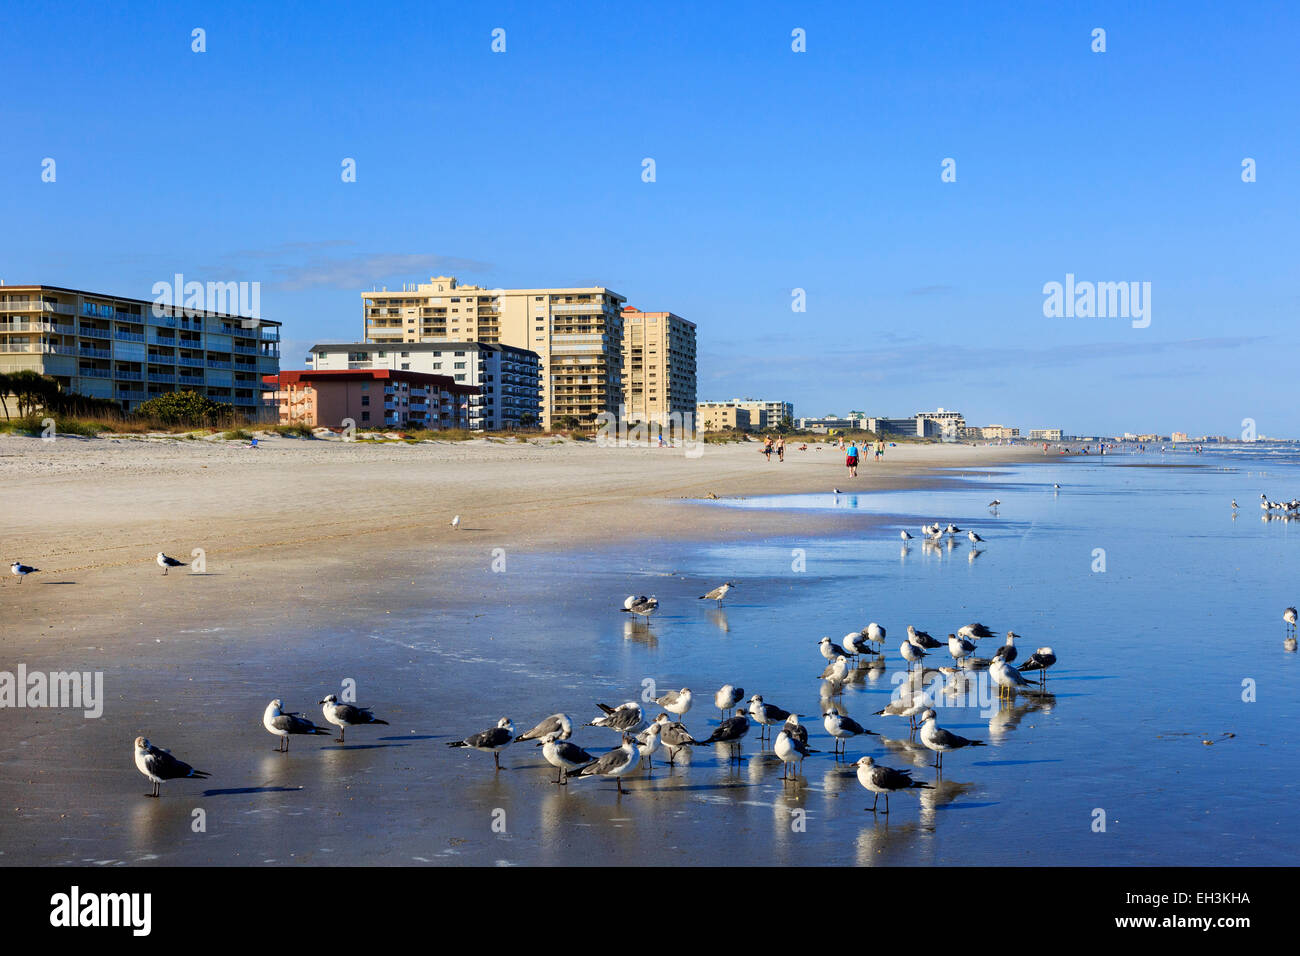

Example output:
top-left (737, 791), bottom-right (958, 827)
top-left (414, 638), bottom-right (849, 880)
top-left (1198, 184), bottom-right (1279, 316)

top-left (699, 582), bottom-right (736, 605)
top-left (621, 595), bottom-right (659, 619)
top-left (855, 756), bottom-right (931, 814)
top-left (156, 552), bottom-right (186, 575)
top-left (947, 633), bottom-right (977, 668)
top-left (588, 701), bottom-right (647, 735)
top-left (9, 561), bottom-right (39, 583)
top-left (568, 734), bottom-right (641, 793)
top-left (447, 717), bottom-right (515, 769)
top-left (451, 514), bottom-right (461, 530)
top-left (918, 709), bottom-right (985, 771)
top-left (900, 530), bottom-right (913, 542)
top-left (538, 732), bottom-right (595, 785)
top-left (714, 685), bottom-right (744, 720)
top-left (1285, 607), bottom-right (1298, 636)
top-left (748, 695), bottom-right (794, 740)
top-left (263, 698), bottom-right (331, 751)
top-left (823, 711), bottom-right (877, 758)
top-left (907, 626), bottom-right (944, 650)
top-left (958, 622), bottom-right (995, 641)
top-left (819, 636), bottom-right (849, 661)
top-left (514, 713), bottom-right (574, 743)
top-left (992, 632), bottom-right (1019, 663)
top-left (653, 688), bottom-right (693, 724)
top-left (990, 657), bottom-right (1033, 699)
top-left (697, 709), bottom-right (751, 762)
top-left (819, 655), bottom-right (850, 684)
top-left (1018, 647), bottom-right (1057, 686)
top-left (775, 727), bottom-right (818, 780)
top-left (319, 693), bottom-right (390, 744)
top-left (967, 531), bottom-right (986, 545)
top-left (900, 639), bottom-right (927, 671)
top-left (657, 716), bottom-right (700, 765)
top-left (133, 736), bottom-right (210, 798)
top-left (635, 721), bottom-right (664, 770)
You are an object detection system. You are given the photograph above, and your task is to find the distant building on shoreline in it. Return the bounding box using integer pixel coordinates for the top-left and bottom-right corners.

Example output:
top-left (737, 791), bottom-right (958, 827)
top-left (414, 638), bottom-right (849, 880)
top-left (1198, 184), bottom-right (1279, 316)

top-left (0, 283), bottom-right (280, 419)
top-left (263, 369), bottom-right (478, 430)
top-left (361, 276), bottom-right (624, 430)
top-left (620, 307), bottom-right (697, 427)
top-left (307, 342), bottom-right (540, 431)
top-left (1029, 428), bottom-right (1063, 441)
top-left (699, 398), bottom-right (794, 431)
top-left (979, 424), bottom-right (1020, 440)
top-left (697, 402), bottom-right (751, 432)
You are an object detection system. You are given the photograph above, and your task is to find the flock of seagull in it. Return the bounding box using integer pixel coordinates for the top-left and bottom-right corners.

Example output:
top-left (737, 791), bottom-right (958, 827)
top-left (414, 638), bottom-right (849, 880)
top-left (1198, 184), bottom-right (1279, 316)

top-left (9, 552), bottom-right (189, 583)
top-left (435, 586), bottom-right (1061, 813)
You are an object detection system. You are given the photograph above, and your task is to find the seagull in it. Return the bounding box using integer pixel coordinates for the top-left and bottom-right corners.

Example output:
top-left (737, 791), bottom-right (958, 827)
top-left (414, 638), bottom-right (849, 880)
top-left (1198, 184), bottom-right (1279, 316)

top-left (843, 630), bottom-right (874, 658)
top-left (1018, 647), bottom-right (1057, 686)
top-left (1285, 607), bottom-right (1298, 636)
top-left (818, 636), bottom-right (849, 661)
top-left (538, 732), bottom-right (595, 785)
top-left (714, 685), bottom-right (745, 719)
top-left (699, 582), bottom-right (736, 605)
top-left (657, 716), bottom-right (700, 765)
top-left (967, 531), bottom-right (985, 545)
top-left (854, 756), bottom-right (931, 813)
top-left (653, 688), bottom-right (693, 723)
top-left (900, 639), bottom-right (927, 670)
top-left (947, 633), bottom-right (977, 668)
top-left (918, 709), bottom-right (985, 771)
top-left (697, 709), bottom-right (751, 761)
top-left (818, 655), bottom-right (850, 684)
top-left (823, 711), bottom-right (877, 757)
top-left (1231, 499), bottom-right (1238, 511)
top-left (906, 626), bottom-right (944, 649)
top-left (514, 713), bottom-right (574, 743)
top-left (568, 734), bottom-right (641, 793)
top-left (319, 693), bottom-right (389, 743)
top-left (133, 736), bottom-right (210, 798)
top-left (450, 514), bottom-right (461, 530)
top-left (875, 687), bottom-right (932, 731)
top-left (782, 714), bottom-right (808, 748)
top-left (447, 717), bottom-right (515, 769)
top-left (958, 623), bottom-right (995, 641)
top-left (900, 530), bottom-right (913, 542)
top-left (774, 728), bottom-right (818, 780)
top-left (156, 552), bottom-right (186, 575)
top-left (863, 622), bottom-right (886, 645)
top-left (588, 701), bottom-right (647, 735)
top-left (990, 657), bottom-right (1033, 699)
top-left (992, 632), bottom-right (1019, 663)
top-left (263, 698), bottom-right (331, 752)
top-left (988, 499), bottom-right (1001, 508)
top-left (944, 523), bottom-right (962, 535)
top-left (635, 721), bottom-right (664, 770)
top-left (9, 561), bottom-right (39, 583)
top-left (621, 595), bottom-right (659, 619)
top-left (1053, 483), bottom-right (1061, 490)
top-left (748, 695), bottom-right (794, 739)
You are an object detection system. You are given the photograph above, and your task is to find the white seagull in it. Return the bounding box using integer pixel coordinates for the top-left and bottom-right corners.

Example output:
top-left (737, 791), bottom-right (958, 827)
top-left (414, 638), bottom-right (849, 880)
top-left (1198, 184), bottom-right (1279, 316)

top-left (133, 736), bottom-right (210, 798)
top-left (567, 734), bottom-right (641, 793)
top-left (990, 657), bottom-right (1033, 698)
top-left (699, 582), bottom-right (736, 605)
top-left (263, 698), bottom-right (331, 752)
top-left (967, 531), bottom-right (985, 545)
top-left (819, 636), bottom-right (849, 661)
top-left (653, 687), bottom-right (693, 723)
top-left (447, 717), bottom-right (515, 769)
top-left (156, 552), bottom-right (186, 575)
top-left (319, 693), bottom-right (389, 743)
top-left (823, 711), bottom-right (877, 756)
top-left (451, 514), bottom-right (461, 530)
top-left (538, 732), bottom-right (596, 785)
top-left (748, 694), bottom-right (795, 739)
top-left (9, 560), bottom-right (39, 583)
top-left (514, 713), bottom-right (574, 743)
top-left (775, 728), bottom-right (818, 780)
top-left (900, 530), bottom-right (913, 542)
top-left (1019, 647), bottom-right (1057, 686)
top-left (855, 755), bottom-right (931, 813)
top-left (588, 701), bottom-right (647, 735)
top-left (918, 709), bottom-right (985, 771)
top-left (992, 631), bottom-right (1019, 663)
top-left (714, 684), bottom-right (745, 719)
top-left (947, 633), bottom-right (977, 668)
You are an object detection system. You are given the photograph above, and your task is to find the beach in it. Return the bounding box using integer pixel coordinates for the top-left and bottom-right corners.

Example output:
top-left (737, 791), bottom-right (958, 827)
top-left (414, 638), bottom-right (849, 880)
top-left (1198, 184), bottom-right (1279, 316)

top-left (4, 437), bottom-right (1298, 867)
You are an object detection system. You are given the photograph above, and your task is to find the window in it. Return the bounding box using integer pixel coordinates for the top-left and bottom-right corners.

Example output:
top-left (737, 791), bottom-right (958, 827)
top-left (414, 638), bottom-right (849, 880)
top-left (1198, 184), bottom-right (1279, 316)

top-left (362, 411), bottom-right (370, 421)
top-left (360, 383), bottom-right (369, 391)
top-left (361, 396), bottom-right (370, 406)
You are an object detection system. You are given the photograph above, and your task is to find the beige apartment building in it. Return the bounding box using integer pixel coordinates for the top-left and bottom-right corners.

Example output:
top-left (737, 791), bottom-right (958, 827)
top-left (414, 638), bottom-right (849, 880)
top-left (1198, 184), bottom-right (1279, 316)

top-left (620, 306), bottom-right (697, 426)
top-left (362, 277), bottom-right (624, 429)
top-left (697, 402), bottom-right (751, 432)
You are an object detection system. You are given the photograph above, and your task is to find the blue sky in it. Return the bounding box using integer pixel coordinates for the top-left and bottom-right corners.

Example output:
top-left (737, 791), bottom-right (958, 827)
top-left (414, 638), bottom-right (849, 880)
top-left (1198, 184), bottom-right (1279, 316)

top-left (3, 0), bottom-right (1297, 437)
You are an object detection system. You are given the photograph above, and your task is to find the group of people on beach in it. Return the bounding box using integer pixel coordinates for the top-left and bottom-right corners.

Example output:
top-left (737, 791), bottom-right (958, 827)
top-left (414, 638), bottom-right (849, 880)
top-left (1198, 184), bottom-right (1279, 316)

top-left (762, 435), bottom-right (786, 462)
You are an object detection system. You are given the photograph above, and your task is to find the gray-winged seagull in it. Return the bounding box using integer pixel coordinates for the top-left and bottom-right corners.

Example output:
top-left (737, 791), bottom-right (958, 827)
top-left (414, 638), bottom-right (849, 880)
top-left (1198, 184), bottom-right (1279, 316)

top-left (263, 698), bottom-right (331, 751)
top-left (133, 736), bottom-right (210, 798)
top-left (319, 693), bottom-right (390, 743)
top-left (447, 717), bottom-right (515, 769)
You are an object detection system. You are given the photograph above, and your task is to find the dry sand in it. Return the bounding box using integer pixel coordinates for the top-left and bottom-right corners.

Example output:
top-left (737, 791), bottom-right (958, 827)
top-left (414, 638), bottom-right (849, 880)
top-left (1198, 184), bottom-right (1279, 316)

top-left (1, 434), bottom-right (1044, 652)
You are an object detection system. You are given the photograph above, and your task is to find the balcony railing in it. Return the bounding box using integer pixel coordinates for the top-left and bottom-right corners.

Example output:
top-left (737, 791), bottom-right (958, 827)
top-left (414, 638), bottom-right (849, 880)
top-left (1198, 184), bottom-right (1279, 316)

top-left (80, 327), bottom-right (111, 339)
top-left (114, 330), bottom-right (145, 343)
top-left (78, 367), bottom-right (112, 378)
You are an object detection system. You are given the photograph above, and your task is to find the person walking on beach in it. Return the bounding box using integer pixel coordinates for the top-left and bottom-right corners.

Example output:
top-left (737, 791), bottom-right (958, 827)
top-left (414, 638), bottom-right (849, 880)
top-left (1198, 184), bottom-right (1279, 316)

top-left (846, 441), bottom-right (860, 478)
top-left (776, 436), bottom-right (785, 462)
top-left (763, 435), bottom-right (774, 462)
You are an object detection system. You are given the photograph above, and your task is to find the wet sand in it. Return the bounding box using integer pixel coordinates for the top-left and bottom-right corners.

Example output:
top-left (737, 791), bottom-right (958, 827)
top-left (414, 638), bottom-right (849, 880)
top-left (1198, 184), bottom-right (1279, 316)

top-left (0, 436), bottom-right (1053, 865)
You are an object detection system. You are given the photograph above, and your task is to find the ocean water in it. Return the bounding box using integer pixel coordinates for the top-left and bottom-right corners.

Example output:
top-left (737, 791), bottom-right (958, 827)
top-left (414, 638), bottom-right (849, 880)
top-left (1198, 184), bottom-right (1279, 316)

top-left (341, 444), bottom-right (1300, 865)
top-left (10, 445), bottom-right (1300, 866)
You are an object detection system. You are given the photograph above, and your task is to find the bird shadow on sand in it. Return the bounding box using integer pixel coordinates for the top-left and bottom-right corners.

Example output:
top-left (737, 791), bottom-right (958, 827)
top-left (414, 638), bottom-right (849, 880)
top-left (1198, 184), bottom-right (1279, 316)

top-left (932, 801), bottom-right (1001, 811)
top-left (202, 786), bottom-right (304, 797)
top-left (377, 734), bottom-right (439, 742)
top-left (320, 742), bottom-right (411, 751)
top-left (642, 782), bottom-right (753, 793)
top-left (972, 758), bottom-right (1062, 767)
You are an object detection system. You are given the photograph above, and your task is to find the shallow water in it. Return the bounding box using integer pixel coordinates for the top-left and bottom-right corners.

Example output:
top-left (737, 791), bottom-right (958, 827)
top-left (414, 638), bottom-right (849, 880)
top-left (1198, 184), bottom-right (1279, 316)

top-left (6, 446), bottom-right (1299, 866)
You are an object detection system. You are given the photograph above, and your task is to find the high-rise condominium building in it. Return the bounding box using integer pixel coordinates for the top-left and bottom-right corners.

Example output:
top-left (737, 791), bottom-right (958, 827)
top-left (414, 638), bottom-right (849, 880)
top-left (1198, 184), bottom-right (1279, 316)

top-left (362, 277), bottom-right (624, 429)
top-left (620, 307), bottom-right (697, 426)
top-left (0, 284), bottom-right (280, 417)
top-left (307, 341), bottom-right (540, 430)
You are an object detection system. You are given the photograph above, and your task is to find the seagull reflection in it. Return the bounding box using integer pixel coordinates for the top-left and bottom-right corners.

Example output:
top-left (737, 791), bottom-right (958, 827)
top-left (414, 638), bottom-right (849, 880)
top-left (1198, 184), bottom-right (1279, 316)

top-left (917, 778), bottom-right (977, 829)
top-left (622, 620), bottom-right (658, 647)
top-left (707, 608), bottom-right (730, 634)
